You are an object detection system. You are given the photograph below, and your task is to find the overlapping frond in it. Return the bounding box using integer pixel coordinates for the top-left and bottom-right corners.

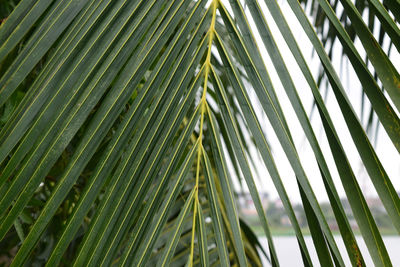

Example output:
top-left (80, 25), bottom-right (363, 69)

top-left (0, 0), bottom-right (399, 266)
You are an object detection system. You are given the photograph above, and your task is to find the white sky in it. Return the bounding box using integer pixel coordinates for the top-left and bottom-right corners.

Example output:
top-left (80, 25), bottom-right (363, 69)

top-left (221, 0), bottom-right (400, 203)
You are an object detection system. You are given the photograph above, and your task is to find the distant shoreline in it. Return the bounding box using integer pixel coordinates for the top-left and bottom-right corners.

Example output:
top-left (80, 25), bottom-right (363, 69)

top-left (251, 226), bottom-right (398, 236)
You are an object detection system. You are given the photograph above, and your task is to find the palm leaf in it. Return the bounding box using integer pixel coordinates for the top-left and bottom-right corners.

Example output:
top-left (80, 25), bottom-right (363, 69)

top-left (0, 0), bottom-right (399, 266)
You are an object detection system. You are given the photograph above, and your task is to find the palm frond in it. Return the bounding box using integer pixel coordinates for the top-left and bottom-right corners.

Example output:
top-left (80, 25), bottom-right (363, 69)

top-left (0, 0), bottom-right (399, 266)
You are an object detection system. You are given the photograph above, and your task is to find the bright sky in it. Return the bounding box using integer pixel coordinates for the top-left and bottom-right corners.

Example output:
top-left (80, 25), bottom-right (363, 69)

top-left (221, 0), bottom-right (400, 203)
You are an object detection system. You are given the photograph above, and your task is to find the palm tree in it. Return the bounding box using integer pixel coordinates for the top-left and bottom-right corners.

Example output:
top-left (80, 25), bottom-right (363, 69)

top-left (0, 0), bottom-right (399, 265)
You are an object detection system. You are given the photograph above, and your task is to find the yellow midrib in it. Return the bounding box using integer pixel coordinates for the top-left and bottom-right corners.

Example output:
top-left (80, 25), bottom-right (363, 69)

top-left (188, 1), bottom-right (218, 266)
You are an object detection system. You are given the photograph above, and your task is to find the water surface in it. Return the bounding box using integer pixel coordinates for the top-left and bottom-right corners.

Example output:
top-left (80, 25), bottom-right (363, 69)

top-left (259, 236), bottom-right (400, 266)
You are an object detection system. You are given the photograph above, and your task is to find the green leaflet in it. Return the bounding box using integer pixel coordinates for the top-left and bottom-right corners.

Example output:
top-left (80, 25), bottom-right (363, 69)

top-left (156, 188), bottom-right (195, 267)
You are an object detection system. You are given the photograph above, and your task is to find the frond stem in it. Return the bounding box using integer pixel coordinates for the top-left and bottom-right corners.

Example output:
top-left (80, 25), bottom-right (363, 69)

top-left (188, 1), bottom-right (217, 265)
